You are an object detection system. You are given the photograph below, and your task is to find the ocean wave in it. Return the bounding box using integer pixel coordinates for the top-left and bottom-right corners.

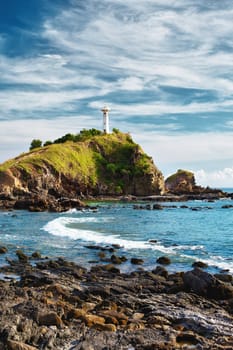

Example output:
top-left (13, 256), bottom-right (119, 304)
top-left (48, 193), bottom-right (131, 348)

top-left (43, 217), bottom-right (175, 253)
top-left (180, 253), bottom-right (233, 273)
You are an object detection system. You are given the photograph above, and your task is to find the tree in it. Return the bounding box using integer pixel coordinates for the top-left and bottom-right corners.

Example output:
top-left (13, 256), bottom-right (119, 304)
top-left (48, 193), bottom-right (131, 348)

top-left (43, 140), bottom-right (52, 147)
top-left (30, 139), bottom-right (42, 150)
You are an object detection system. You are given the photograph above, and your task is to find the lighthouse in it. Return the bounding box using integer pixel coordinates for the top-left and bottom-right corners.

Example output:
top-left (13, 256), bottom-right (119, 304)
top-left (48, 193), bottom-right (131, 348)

top-left (101, 106), bottom-right (110, 134)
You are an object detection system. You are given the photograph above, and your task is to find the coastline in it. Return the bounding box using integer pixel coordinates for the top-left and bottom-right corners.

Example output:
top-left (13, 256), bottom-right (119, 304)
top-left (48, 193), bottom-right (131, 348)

top-left (0, 254), bottom-right (233, 349)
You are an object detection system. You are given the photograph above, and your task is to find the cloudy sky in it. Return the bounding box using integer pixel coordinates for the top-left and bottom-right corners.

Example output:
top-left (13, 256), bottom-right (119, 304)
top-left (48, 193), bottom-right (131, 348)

top-left (0, 0), bottom-right (233, 187)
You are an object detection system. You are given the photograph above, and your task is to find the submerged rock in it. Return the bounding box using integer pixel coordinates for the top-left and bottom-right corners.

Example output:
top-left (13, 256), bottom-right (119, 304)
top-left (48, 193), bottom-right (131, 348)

top-left (156, 256), bottom-right (171, 265)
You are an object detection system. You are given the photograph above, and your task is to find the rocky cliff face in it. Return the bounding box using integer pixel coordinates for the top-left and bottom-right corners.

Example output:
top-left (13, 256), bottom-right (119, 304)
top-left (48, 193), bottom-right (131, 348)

top-left (0, 132), bottom-right (165, 206)
top-left (165, 169), bottom-right (196, 194)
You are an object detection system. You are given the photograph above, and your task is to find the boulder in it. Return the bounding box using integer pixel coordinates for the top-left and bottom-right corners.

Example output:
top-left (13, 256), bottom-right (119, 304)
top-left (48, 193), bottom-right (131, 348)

top-left (0, 246), bottom-right (8, 254)
top-left (156, 256), bottom-right (171, 265)
top-left (16, 250), bottom-right (28, 262)
top-left (192, 261), bottom-right (208, 269)
top-left (183, 268), bottom-right (233, 300)
top-left (152, 266), bottom-right (168, 278)
top-left (131, 258), bottom-right (144, 265)
top-left (38, 312), bottom-right (63, 327)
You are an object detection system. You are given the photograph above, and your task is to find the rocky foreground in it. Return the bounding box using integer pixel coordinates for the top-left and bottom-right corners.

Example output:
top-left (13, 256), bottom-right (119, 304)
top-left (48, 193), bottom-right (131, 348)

top-left (0, 252), bottom-right (233, 349)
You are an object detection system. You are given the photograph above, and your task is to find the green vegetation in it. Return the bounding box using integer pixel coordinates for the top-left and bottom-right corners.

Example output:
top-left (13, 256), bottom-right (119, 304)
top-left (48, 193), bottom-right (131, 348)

top-left (30, 139), bottom-right (42, 150)
top-left (1, 130), bottom-right (161, 195)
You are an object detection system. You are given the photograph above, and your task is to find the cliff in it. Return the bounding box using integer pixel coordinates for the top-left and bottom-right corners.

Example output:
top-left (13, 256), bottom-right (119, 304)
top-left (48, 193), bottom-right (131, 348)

top-left (0, 132), bottom-right (164, 210)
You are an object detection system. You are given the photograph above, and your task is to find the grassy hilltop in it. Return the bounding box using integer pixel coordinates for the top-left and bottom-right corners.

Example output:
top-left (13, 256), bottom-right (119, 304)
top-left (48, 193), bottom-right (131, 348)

top-left (0, 130), bottom-right (165, 198)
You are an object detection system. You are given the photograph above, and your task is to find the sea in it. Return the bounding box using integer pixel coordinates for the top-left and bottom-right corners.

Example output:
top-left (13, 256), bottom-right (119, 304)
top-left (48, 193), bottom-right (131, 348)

top-left (0, 190), bottom-right (233, 275)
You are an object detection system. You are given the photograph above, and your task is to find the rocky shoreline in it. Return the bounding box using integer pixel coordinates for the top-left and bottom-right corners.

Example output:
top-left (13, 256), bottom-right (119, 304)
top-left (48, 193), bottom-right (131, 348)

top-left (0, 250), bottom-right (233, 349)
top-left (0, 189), bottom-right (232, 212)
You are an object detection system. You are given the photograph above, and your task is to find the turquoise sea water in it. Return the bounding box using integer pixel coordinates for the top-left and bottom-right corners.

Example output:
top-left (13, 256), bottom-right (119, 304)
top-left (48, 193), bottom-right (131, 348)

top-left (0, 195), bottom-right (233, 274)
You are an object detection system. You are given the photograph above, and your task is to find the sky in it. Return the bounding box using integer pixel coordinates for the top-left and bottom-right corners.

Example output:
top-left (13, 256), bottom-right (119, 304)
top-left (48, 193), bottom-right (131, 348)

top-left (0, 0), bottom-right (233, 187)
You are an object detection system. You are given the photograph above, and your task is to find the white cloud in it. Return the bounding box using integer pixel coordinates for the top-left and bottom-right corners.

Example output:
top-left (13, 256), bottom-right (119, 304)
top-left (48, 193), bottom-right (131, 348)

top-left (195, 168), bottom-right (233, 188)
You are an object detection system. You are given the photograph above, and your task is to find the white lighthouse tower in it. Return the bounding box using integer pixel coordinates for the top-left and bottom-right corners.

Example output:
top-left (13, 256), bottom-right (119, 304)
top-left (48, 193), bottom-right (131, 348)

top-left (101, 106), bottom-right (110, 134)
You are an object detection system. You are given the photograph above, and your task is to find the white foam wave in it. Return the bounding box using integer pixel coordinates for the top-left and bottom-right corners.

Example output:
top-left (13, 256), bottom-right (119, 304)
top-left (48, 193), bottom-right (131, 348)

top-left (174, 245), bottom-right (205, 251)
top-left (180, 253), bottom-right (233, 273)
top-left (43, 217), bottom-right (175, 253)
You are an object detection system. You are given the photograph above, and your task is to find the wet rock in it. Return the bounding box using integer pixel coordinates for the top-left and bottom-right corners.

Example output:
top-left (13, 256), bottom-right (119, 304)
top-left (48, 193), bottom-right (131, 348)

top-left (0, 246), bottom-right (8, 254)
top-left (156, 256), bottom-right (171, 265)
top-left (183, 268), bottom-right (233, 300)
top-left (152, 266), bottom-right (168, 278)
top-left (111, 244), bottom-right (121, 249)
top-left (110, 254), bottom-right (127, 264)
top-left (153, 204), bottom-right (163, 210)
top-left (148, 239), bottom-right (158, 244)
top-left (192, 261), bottom-right (208, 269)
top-left (111, 254), bottom-right (123, 264)
top-left (31, 251), bottom-right (41, 259)
top-left (214, 273), bottom-right (233, 283)
top-left (16, 250), bottom-right (28, 262)
top-left (131, 258), bottom-right (144, 265)
top-left (98, 251), bottom-right (106, 259)
top-left (102, 264), bottom-right (120, 273)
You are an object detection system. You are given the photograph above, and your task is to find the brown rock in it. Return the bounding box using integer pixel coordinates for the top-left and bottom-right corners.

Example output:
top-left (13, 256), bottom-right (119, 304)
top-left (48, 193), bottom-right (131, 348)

top-left (38, 312), bottom-right (63, 327)
top-left (83, 314), bottom-right (105, 327)
top-left (7, 340), bottom-right (37, 350)
top-left (131, 258), bottom-right (144, 265)
top-left (0, 246), bottom-right (8, 254)
top-left (192, 261), bottom-right (208, 269)
top-left (152, 266), bottom-right (168, 278)
top-left (101, 310), bottom-right (128, 323)
top-left (183, 268), bottom-right (233, 300)
top-left (67, 308), bottom-right (86, 320)
top-left (16, 249), bottom-right (28, 262)
top-left (31, 251), bottom-right (41, 259)
top-left (156, 256), bottom-right (171, 265)
top-left (91, 323), bottom-right (117, 332)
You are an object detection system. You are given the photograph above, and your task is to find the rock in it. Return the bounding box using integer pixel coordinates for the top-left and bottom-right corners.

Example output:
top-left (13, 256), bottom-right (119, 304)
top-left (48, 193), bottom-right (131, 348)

top-left (110, 255), bottom-right (123, 264)
top-left (0, 246), bottom-right (8, 254)
top-left (31, 251), bottom-right (41, 259)
top-left (38, 312), bottom-right (63, 327)
top-left (214, 273), bottom-right (233, 283)
top-left (183, 268), bottom-right (233, 300)
top-left (102, 264), bottom-right (120, 273)
top-left (16, 250), bottom-right (28, 262)
top-left (176, 332), bottom-right (200, 346)
top-left (98, 251), bottom-right (106, 259)
top-left (148, 239), bottom-right (158, 244)
top-left (131, 258), bottom-right (144, 265)
top-left (152, 266), bottom-right (168, 278)
top-left (192, 261), bottom-right (208, 269)
top-left (91, 323), bottom-right (117, 332)
top-left (153, 204), bottom-right (163, 210)
top-left (7, 340), bottom-right (37, 350)
top-left (83, 314), bottom-right (105, 327)
top-left (110, 255), bottom-right (127, 264)
top-left (156, 256), bottom-right (171, 265)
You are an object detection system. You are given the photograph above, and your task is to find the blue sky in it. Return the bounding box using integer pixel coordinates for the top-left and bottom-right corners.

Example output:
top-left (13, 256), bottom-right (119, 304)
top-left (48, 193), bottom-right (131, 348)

top-left (1, 0), bottom-right (233, 187)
